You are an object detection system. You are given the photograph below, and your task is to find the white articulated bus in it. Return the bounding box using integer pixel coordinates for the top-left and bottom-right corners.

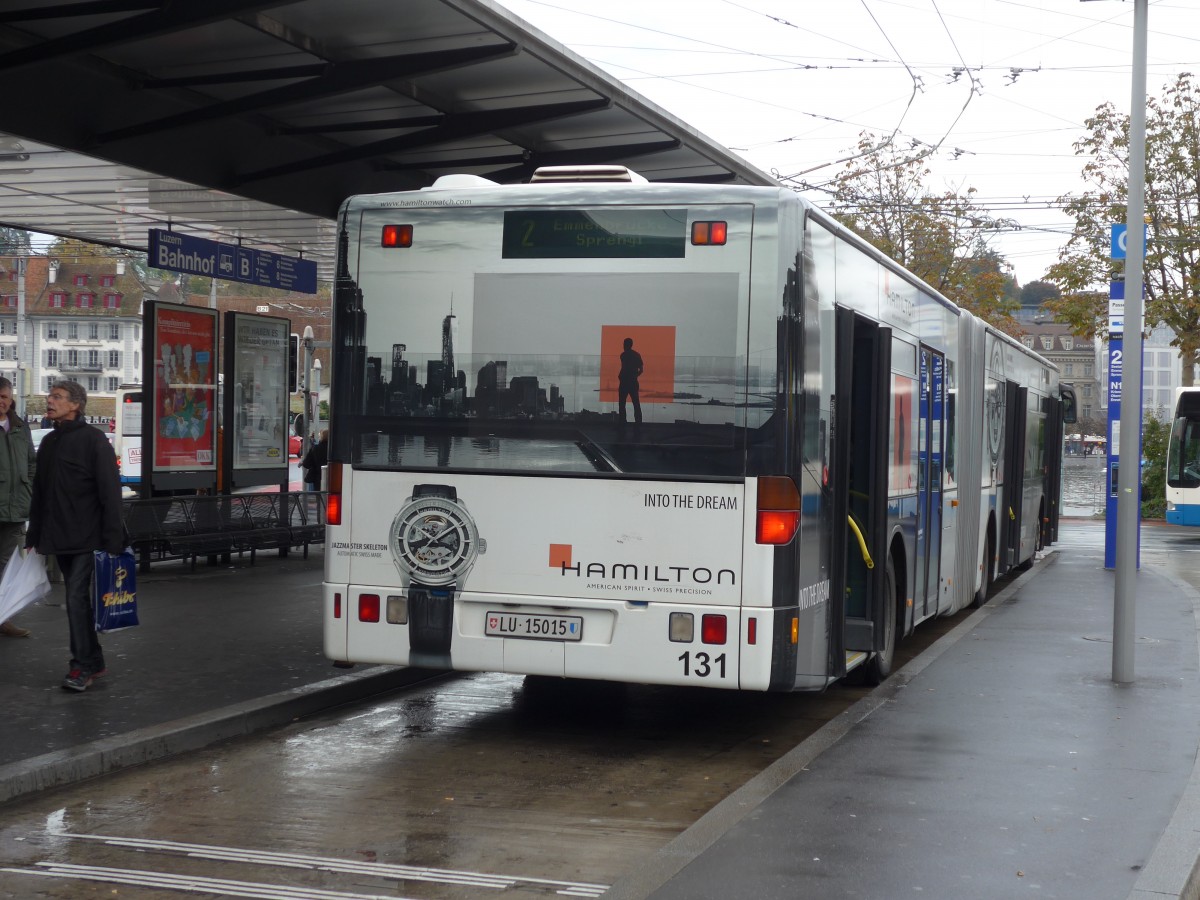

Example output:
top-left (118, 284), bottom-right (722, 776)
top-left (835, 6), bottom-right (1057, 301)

top-left (1167, 386), bottom-right (1200, 526)
top-left (322, 167), bottom-right (1074, 691)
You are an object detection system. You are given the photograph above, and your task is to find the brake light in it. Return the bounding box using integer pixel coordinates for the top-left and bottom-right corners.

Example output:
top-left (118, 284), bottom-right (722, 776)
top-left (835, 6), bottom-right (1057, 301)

top-left (326, 461), bottom-right (342, 525)
top-left (701, 614), bottom-right (727, 644)
top-left (691, 221), bottom-right (728, 245)
top-left (359, 593), bottom-right (380, 622)
top-left (756, 476), bottom-right (800, 545)
top-left (333, 592), bottom-right (342, 618)
top-left (381, 224), bottom-right (413, 247)
top-left (747, 617), bottom-right (757, 645)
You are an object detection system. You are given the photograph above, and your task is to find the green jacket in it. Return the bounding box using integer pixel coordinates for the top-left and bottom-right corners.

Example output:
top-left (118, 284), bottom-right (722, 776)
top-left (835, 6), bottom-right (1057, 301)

top-left (0, 412), bottom-right (35, 524)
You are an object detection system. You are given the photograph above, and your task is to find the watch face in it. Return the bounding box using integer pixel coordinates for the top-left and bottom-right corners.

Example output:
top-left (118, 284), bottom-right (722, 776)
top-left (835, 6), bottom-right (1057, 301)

top-left (390, 495), bottom-right (484, 586)
top-left (986, 381), bottom-right (1004, 463)
top-left (986, 344), bottom-right (1005, 464)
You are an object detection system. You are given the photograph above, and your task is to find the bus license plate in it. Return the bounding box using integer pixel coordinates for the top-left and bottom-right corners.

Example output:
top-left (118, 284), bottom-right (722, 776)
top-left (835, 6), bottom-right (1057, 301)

top-left (485, 612), bottom-right (583, 642)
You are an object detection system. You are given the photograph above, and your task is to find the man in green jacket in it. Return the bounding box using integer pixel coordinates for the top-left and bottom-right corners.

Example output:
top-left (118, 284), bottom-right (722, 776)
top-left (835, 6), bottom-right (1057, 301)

top-left (0, 376), bottom-right (35, 638)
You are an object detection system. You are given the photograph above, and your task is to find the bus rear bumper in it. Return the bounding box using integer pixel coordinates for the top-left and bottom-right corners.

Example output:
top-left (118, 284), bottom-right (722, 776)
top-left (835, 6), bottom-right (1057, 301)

top-left (324, 585), bottom-right (788, 691)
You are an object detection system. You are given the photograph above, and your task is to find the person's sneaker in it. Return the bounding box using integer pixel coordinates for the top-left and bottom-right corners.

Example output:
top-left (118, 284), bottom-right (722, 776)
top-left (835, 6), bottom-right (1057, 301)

top-left (61, 669), bottom-right (95, 692)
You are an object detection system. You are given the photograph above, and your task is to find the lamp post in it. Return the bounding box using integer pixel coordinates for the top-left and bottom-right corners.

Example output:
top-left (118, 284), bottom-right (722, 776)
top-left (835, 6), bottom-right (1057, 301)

top-left (301, 326), bottom-right (314, 459)
top-left (311, 357), bottom-right (322, 437)
top-left (1113, 0), bottom-right (1148, 684)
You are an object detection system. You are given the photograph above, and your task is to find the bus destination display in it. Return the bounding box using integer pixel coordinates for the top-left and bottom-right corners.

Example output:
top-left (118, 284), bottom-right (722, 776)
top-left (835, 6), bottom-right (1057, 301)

top-left (502, 209), bottom-right (686, 259)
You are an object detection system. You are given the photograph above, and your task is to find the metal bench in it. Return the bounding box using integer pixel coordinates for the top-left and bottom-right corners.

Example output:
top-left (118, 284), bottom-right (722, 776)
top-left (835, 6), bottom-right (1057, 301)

top-left (122, 492), bottom-right (327, 571)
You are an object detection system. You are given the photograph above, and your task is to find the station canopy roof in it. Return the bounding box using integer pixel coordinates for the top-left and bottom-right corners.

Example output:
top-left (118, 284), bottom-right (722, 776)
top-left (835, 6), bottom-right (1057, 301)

top-left (0, 0), bottom-right (776, 282)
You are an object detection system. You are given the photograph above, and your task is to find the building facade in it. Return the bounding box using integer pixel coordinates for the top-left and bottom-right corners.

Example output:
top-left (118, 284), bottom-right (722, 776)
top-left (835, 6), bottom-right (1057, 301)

top-left (1017, 321), bottom-right (1102, 423)
top-left (1, 254), bottom-right (145, 418)
top-left (2, 255), bottom-right (331, 421)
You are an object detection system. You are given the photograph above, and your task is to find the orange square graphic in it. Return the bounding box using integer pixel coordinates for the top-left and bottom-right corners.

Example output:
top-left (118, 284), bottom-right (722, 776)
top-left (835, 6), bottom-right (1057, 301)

top-left (599, 325), bottom-right (676, 403)
top-left (549, 543), bottom-right (572, 568)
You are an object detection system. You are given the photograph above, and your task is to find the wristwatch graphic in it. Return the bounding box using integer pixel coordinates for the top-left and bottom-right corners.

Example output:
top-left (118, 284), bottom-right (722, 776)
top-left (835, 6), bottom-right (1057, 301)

top-left (390, 484), bottom-right (486, 590)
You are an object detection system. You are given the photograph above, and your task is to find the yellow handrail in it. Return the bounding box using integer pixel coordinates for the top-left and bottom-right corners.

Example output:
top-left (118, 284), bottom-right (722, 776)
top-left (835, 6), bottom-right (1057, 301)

top-left (847, 514), bottom-right (874, 569)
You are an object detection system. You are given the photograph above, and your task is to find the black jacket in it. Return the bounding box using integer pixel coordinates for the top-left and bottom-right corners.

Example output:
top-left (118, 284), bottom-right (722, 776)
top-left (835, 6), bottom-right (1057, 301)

top-left (301, 439), bottom-right (328, 486)
top-left (27, 416), bottom-right (124, 556)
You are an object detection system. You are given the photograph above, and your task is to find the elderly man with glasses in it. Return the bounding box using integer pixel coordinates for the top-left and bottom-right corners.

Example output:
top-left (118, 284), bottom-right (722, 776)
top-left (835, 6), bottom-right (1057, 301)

top-left (26, 380), bottom-right (124, 692)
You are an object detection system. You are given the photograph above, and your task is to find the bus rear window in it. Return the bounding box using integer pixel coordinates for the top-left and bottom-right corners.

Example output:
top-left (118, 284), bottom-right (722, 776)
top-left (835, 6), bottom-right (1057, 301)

top-left (336, 262), bottom-right (767, 478)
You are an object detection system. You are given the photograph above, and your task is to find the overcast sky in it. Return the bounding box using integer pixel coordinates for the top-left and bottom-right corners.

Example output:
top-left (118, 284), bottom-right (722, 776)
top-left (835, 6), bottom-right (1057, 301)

top-left (498, 0), bottom-right (1200, 288)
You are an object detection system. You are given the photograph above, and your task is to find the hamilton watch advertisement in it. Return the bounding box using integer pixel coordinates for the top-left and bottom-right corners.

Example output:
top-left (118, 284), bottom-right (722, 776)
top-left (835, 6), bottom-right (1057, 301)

top-left (327, 473), bottom-right (745, 605)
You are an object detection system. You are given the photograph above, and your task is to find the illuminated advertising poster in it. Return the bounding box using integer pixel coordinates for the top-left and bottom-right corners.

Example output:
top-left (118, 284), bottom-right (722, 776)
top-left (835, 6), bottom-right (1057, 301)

top-left (153, 305), bottom-right (218, 471)
top-left (230, 314), bottom-right (289, 470)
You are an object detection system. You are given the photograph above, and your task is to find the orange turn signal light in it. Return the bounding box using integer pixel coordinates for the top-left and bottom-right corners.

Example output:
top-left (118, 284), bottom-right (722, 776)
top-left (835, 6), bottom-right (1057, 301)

top-left (326, 462), bottom-right (343, 525)
top-left (756, 476), bottom-right (801, 545)
top-left (691, 220), bottom-right (727, 245)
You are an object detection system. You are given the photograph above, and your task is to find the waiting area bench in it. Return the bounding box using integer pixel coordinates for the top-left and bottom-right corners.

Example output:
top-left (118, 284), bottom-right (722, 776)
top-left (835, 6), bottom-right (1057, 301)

top-left (122, 491), bottom-right (326, 571)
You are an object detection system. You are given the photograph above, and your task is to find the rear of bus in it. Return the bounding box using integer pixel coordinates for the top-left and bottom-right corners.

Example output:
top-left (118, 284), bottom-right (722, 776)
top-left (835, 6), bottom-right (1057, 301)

top-left (323, 171), bottom-right (828, 691)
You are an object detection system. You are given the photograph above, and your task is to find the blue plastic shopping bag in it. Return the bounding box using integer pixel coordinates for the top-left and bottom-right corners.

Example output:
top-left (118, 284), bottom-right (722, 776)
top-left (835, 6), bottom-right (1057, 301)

top-left (93, 548), bottom-right (139, 633)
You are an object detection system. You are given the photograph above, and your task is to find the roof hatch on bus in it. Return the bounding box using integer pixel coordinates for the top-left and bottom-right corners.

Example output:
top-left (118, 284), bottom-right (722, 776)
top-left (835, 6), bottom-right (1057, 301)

top-left (528, 165), bottom-right (648, 184)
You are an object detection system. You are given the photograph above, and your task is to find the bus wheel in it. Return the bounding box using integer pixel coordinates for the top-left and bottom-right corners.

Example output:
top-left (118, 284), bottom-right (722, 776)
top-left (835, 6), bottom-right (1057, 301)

top-left (971, 528), bottom-right (994, 609)
top-left (863, 554), bottom-right (898, 685)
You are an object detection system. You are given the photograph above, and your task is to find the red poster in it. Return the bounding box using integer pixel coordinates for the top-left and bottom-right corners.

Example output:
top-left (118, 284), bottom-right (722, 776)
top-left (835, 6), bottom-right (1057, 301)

top-left (890, 375), bottom-right (916, 493)
top-left (153, 306), bottom-right (217, 471)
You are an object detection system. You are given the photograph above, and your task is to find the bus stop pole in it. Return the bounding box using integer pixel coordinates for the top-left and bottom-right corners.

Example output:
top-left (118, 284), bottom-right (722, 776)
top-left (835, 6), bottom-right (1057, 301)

top-left (1113, 0), bottom-right (1148, 684)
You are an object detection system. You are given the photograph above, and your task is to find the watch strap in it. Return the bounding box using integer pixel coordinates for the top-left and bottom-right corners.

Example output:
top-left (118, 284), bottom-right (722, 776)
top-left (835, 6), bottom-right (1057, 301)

top-left (413, 483), bottom-right (457, 501)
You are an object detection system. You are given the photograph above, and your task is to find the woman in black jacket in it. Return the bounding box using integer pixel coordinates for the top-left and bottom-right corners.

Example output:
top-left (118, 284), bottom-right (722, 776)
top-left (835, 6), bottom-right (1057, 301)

top-left (301, 429), bottom-right (328, 492)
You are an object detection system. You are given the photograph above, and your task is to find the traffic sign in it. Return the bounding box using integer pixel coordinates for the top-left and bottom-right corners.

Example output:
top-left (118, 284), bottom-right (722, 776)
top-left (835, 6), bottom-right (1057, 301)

top-left (148, 228), bottom-right (317, 293)
top-left (1110, 223), bottom-right (1149, 260)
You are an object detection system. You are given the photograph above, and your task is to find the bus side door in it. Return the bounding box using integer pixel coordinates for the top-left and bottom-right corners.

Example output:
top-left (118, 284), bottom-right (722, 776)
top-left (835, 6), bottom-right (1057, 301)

top-left (830, 307), bottom-right (891, 667)
top-left (915, 347), bottom-right (944, 620)
top-left (999, 381), bottom-right (1028, 573)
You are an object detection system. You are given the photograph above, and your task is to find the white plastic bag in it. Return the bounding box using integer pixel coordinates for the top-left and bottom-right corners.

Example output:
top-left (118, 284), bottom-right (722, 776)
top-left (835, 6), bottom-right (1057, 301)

top-left (0, 550), bottom-right (52, 623)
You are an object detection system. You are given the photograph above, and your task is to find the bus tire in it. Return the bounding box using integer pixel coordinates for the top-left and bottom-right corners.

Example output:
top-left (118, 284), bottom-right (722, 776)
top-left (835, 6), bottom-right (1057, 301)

top-left (971, 526), bottom-right (994, 609)
top-left (863, 554), bottom-right (898, 685)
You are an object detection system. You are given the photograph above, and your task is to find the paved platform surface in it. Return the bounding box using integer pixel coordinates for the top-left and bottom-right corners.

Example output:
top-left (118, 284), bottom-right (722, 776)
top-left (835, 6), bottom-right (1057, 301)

top-left (607, 526), bottom-right (1200, 900)
top-left (3, 524), bottom-right (1200, 899)
top-left (0, 546), bottom-right (437, 803)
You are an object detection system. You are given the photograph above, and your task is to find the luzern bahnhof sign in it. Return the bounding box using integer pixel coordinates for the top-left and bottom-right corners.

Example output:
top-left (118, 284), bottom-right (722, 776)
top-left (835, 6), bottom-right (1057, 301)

top-left (148, 228), bottom-right (318, 294)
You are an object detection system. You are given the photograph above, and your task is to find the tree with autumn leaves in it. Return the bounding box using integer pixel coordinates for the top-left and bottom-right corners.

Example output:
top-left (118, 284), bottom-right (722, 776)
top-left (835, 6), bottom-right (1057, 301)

top-left (1046, 72), bottom-right (1200, 385)
top-left (815, 134), bottom-right (1023, 335)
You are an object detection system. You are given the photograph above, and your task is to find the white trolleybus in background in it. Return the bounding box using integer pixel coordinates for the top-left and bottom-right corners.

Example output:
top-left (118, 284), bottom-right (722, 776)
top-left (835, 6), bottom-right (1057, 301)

top-left (112, 384), bottom-right (143, 489)
top-left (1167, 386), bottom-right (1200, 526)
top-left (323, 167), bottom-right (1075, 691)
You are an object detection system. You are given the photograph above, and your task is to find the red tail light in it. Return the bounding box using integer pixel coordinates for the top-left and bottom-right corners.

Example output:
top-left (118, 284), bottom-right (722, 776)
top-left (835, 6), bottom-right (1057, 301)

top-left (326, 461), bottom-right (342, 525)
top-left (701, 614), bottom-right (727, 644)
top-left (756, 476), bottom-right (800, 545)
top-left (333, 593), bottom-right (342, 619)
top-left (359, 593), bottom-right (380, 622)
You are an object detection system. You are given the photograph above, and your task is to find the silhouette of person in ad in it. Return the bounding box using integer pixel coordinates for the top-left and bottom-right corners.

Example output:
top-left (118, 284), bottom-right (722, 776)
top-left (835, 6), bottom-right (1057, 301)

top-left (618, 337), bottom-right (644, 425)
